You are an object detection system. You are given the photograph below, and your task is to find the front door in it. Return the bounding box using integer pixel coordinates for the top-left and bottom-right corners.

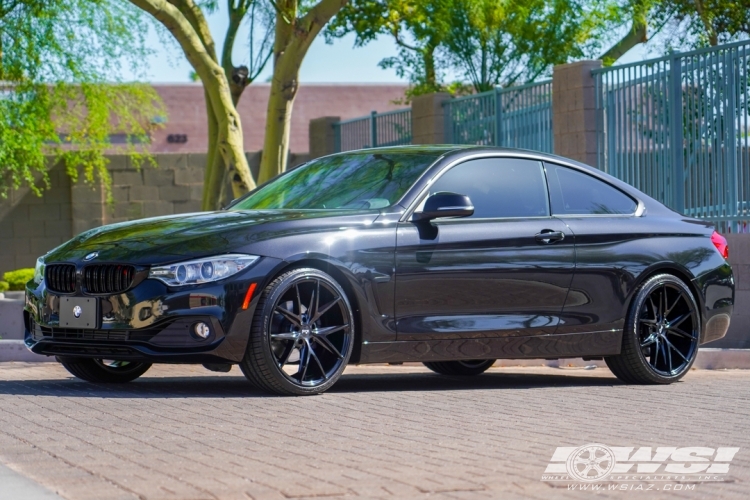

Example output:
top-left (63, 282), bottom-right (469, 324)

top-left (395, 157), bottom-right (576, 340)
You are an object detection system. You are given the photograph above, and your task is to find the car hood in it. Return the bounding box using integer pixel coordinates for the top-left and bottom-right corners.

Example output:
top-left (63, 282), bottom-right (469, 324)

top-left (45, 209), bottom-right (380, 265)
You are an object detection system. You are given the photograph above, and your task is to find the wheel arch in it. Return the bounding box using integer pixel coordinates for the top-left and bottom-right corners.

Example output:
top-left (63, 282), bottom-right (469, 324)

top-left (267, 257), bottom-right (365, 364)
top-left (625, 263), bottom-right (705, 333)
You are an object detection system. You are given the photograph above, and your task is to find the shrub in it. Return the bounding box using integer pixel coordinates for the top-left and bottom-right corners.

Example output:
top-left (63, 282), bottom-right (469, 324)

top-left (3, 268), bottom-right (35, 291)
top-left (0, 281), bottom-right (8, 292)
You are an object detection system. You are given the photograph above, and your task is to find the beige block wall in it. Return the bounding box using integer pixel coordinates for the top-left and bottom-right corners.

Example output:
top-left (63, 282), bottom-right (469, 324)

top-left (0, 163), bottom-right (73, 273)
top-left (0, 152), bottom-right (309, 276)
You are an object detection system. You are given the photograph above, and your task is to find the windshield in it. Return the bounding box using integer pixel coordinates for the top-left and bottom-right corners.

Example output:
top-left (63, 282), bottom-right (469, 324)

top-left (231, 152), bottom-right (439, 210)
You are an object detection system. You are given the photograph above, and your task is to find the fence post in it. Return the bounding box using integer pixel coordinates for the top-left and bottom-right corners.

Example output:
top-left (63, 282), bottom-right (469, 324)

top-left (370, 111), bottom-right (378, 148)
top-left (726, 49), bottom-right (739, 229)
top-left (308, 116), bottom-right (341, 158)
top-left (552, 60), bottom-right (602, 166)
top-left (669, 56), bottom-right (685, 214)
top-left (412, 92), bottom-right (451, 144)
top-left (494, 88), bottom-right (503, 147)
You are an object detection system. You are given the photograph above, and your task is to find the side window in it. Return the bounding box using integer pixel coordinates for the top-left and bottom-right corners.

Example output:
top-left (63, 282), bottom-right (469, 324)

top-left (428, 158), bottom-right (549, 218)
top-left (545, 163), bottom-right (637, 215)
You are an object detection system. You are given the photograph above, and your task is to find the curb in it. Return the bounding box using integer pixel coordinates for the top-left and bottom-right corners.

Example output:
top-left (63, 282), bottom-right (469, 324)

top-left (0, 340), bottom-right (53, 362)
top-left (0, 462), bottom-right (62, 500)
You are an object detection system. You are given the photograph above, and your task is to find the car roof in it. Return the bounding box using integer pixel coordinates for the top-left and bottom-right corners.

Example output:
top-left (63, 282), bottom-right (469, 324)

top-left (337, 145), bottom-right (588, 166)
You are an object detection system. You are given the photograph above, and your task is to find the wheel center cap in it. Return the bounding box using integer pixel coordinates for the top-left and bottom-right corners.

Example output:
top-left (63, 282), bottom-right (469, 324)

top-left (300, 326), bottom-right (312, 338)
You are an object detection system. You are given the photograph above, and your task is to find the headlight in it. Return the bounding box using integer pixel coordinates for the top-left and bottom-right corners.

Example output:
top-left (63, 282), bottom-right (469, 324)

top-left (148, 254), bottom-right (259, 286)
top-left (33, 257), bottom-right (45, 284)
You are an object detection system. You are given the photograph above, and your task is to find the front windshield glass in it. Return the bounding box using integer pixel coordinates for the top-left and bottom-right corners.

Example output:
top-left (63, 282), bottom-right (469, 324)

top-left (231, 152), bottom-right (439, 210)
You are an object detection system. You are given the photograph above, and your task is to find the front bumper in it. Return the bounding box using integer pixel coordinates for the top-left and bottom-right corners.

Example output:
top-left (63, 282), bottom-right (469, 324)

top-left (24, 257), bottom-right (284, 363)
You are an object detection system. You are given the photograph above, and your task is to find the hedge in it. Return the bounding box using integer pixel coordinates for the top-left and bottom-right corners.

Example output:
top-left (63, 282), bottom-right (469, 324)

top-left (3, 268), bottom-right (35, 291)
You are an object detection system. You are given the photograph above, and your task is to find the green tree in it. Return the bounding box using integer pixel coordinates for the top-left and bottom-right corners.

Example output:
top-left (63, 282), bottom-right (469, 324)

top-left (599, 0), bottom-right (653, 65)
top-left (444, 0), bottom-right (623, 91)
top-left (257, 0), bottom-right (349, 184)
top-left (326, 0), bottom-right (453, 98)
top-left (652, 0), bottom-right (750, 48)
top-left (129, 0), bottom-right (275, 210)
top-left (0, 0), bottom-right (164, 200)
top-left (329, 0), bottom-right (631, 94)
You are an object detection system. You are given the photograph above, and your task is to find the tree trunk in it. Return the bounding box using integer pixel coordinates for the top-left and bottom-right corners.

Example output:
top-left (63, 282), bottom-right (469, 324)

top-left (424, 44), bottom-right (437, 90)
top-left (202, 78), bottom-right (255, 209)
top-left (202, 88), bottom-right (221, 210)
top-left (258, 62), bottom-right (297, 183)
top-left (258, 0), bottom-right (347, 184)
top-left (599, 3), bottom-right (648, 66)
top-left (128, 0), bottom-right (255, 212)
top-left (693, 0), bottom-right (719, 46)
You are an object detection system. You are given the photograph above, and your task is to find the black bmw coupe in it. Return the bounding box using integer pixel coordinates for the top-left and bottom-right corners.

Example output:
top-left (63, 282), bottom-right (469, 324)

top-left (24, 146), bottom-right (734, 395)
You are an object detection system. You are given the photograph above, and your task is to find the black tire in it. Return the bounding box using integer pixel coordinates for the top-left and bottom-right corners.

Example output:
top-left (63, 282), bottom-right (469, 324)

top-left (239, 268), bottom-right (355, 396)
top-left (423, 359), bottom-right (496, 376)
top-left (58, 357), bottom-right (152, 383)
top-left (606, 273), bottom-right (700, 384)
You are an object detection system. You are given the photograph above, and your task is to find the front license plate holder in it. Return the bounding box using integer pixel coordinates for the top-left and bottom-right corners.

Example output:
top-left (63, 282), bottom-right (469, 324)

top-left (59, 297), bottom-right (99, 329)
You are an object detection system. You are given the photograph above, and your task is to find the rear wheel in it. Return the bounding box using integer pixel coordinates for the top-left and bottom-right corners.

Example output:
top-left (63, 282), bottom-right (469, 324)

top-left (423, 359), bottom-right (496, 376)
top-left (606, 274), bottom-right (700, 384)
top-left (58, 357), bottom-right (152, 383)
top-left (240, 268), bottom-right (355, 396)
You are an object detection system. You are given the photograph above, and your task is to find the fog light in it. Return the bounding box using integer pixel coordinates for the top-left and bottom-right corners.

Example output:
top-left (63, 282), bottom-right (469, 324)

top-left (192, 322), bottom-right (211, 339)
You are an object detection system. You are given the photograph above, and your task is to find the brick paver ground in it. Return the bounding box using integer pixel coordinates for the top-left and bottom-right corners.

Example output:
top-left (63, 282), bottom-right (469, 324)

top-left (0, 362), bottom-right (747, 500)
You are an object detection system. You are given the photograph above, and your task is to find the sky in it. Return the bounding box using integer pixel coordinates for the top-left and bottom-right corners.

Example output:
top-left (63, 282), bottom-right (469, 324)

top-left (133, 9), bottom-right (405, 83)
top-left (130, 6), bottom-right (651, 84)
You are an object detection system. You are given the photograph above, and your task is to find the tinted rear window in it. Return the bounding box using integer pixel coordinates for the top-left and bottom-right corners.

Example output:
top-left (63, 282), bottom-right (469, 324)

top-left (546, 163), bottom-right (637, 215)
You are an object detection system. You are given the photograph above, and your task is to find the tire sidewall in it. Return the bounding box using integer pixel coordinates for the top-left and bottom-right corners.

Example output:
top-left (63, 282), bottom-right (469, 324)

top-left (254, 268), bottom-right (354, 395)
top-left (626, 274), bottom-right (699, 383)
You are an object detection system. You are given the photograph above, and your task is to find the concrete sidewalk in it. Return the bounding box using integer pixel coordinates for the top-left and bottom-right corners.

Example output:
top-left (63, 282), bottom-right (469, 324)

top-left (0, 461), bottom-right (62, 500)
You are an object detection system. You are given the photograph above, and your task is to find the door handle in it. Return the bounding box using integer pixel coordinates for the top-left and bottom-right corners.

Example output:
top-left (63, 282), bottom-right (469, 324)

top-left (535, 230), bottom-right (565, 244)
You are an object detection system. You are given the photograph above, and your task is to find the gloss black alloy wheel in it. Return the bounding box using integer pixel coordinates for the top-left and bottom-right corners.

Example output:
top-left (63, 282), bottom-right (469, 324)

top-left (240, 268), bottom-right (354, 395)
top-left (606, 274), bottom-right (700, 384)
top-left (423, 359), bottom-right (496, 376)
top-left (57, 357), bottom-right (152, 383)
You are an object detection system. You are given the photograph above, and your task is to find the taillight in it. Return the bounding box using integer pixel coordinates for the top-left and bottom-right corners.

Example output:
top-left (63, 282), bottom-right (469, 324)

top-left (711, 231), bottom-right (729, 259)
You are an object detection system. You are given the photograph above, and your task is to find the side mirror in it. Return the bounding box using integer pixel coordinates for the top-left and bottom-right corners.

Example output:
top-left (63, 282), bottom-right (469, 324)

top-left (413, 192), bottom-right (474, 221)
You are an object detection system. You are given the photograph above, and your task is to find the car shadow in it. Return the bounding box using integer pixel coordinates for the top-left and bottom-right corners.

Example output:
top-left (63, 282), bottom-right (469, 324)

top-left (0, 370), bottom-right (621, 398)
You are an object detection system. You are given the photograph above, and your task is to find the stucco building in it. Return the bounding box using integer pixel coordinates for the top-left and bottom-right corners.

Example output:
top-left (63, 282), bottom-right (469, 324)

top-left (148, 83), bottom-right (409, 155)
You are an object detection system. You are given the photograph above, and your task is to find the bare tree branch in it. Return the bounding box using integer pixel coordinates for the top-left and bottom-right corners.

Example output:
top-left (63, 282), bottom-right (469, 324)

top-left (166, 0), bottom-right (218, 60)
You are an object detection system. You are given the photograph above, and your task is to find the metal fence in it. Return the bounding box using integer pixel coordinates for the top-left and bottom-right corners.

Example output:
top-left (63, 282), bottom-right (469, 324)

top-left (594, 40), bottom-right (750, 231)
top-left (443, 80), bottom-right (554, 152)
top-left (333, 109), bottom-right (412, 152)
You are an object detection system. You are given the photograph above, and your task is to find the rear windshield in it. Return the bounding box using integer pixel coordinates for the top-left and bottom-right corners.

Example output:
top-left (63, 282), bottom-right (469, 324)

top-left (231, 152), bottom-right (439, 210)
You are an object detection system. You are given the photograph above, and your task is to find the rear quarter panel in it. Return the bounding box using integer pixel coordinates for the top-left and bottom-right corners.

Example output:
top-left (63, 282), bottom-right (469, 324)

top-left (556, 214), bottom-right (733, 344)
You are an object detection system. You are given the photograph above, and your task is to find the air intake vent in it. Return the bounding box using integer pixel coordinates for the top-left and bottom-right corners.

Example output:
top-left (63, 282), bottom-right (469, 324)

top-left (45, 264), bottom-right (77, 293)
top-left (83, 265), bottom-right (135, 294)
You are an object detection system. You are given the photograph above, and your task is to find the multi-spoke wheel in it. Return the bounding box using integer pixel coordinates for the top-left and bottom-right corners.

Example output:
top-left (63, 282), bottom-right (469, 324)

top-left (240, 268), bottom-right (354, 395)
top-left (606, 274), bottom-right (700, 384)
top-left (57, 357), bottom-right (152, 383)
top-left (423, 359), bottom-right (496, 376)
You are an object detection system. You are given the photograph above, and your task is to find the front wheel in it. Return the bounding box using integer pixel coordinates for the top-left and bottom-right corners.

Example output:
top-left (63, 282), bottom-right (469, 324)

top-left (58, 357), bottom-right (152, 383)
top-left (423, 359), bottom-right (496, 376)
top-left (239, 268), bottom-right (355, 396)
top-left (605, 274), bottom-right (700, 384)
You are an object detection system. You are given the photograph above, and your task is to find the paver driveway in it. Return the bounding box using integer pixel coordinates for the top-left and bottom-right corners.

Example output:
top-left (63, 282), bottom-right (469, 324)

top-left (0, 362), bottom-right (747, 500)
